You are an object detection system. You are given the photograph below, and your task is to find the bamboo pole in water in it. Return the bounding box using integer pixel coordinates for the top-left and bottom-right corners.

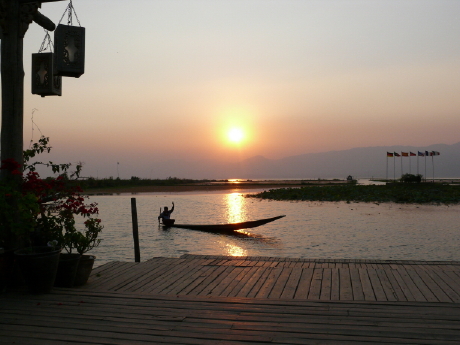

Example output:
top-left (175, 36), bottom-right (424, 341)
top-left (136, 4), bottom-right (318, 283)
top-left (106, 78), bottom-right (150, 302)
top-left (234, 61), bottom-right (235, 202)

top-left (131, 198), bottom-right (140, 262)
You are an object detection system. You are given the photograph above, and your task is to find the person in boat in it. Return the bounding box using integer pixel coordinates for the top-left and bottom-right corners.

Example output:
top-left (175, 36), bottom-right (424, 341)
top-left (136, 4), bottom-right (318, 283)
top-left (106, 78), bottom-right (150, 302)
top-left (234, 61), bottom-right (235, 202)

top-left (158, 202), bottom-right (174, 223)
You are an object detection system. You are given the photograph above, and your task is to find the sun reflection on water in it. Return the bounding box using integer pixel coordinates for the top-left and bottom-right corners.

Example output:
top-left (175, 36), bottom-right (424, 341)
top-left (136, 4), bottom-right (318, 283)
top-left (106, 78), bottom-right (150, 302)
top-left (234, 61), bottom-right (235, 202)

top-left (222, 193), bottom-right (248, 256)
top-left (225, 193), bottom-right (246, 223)
top-left (224, 243), bottom-right (247, 256)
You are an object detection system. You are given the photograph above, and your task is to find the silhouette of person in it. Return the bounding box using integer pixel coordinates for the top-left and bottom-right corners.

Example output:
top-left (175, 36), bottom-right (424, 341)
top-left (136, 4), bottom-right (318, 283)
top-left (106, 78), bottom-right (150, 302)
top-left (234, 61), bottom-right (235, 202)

top-left (158, 202), bottom-right (174, 223)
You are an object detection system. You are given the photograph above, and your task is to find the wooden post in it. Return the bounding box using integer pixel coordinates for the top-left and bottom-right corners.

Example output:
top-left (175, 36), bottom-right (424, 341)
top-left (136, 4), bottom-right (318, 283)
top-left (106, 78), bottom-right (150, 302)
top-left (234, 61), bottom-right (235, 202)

top-left (1, 0), bottom-right (24, 179)
top-left (131, 198), bottom-right (140, 263)
top-left (0, 1), bottom-right (63, 180)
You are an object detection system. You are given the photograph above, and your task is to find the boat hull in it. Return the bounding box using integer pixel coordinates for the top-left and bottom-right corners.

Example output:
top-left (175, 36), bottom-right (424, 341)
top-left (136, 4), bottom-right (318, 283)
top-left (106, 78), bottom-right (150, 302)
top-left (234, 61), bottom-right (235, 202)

top-left (164, 215), bottom-right (285, 234)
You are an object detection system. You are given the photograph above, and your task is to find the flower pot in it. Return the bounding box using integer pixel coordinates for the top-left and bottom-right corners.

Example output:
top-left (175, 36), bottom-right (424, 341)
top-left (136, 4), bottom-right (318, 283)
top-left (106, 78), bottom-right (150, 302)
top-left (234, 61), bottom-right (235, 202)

top-left (0, 247), bottom-right (23, 291)
top-left (14, 246), bottom-right (61, 294)
top-left (54, 253), bottom-right (81, 288)
top-left (74, 255), bottom-right (95, 286)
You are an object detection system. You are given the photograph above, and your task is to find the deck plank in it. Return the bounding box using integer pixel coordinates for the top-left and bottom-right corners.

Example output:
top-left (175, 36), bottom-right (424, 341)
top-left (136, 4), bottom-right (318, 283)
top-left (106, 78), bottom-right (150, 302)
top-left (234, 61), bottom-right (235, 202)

top-left (202, 265), bottom-right (242, 297)
top-left (224, 266), bottom-right (254, 297)
top-left (200, 265), bottom-right (239, 297)
top-left (330, 268), bottom-right (340, 301)
top-left (307, 268), bottom-right (323, 300)
top-left (319, 268), bottom-right (332, 300)
top-left (404, 266), bottom-right (439, 302)
top-left (132, 259), bottom-right (189, 294)
top-left (2, 287), bottom-right (460, 345)
top-left (160, 260), bottom-right (214, 295)
top-left (236, 266), bottom-right (269, 298)
top-left (149, 259), bottom-right (214, 295)
top-left (358, 268), bottom-right (376, 301)
top-left (394, 266), bottom-right (427, 301)
top-left (174, 264), bottom-right (218, 296)
top-left (376, 269), bottom-right (398, 301)
top-left (116, 259), bottom-right (186, 293)
top-left (279, 267), bottom-right (303, 299)
top-left (384, 268), bottom-right (409, 301)
top-left (350, 268), bottom-right (365, 301)
top-left (268, 267), bottom-right (292, 299)
top-left (339, 268), bottom-right (353, 301)
top-left (186, 265), bottom-right (230, 296)
top-left (414, 267), bottom-right (453, 303)
top-left (294, 268), bottom-right (314, 299)
top-left (255, 267), bottom-right (284, 298)
top-left (426, 269), bottom-right (460, 303)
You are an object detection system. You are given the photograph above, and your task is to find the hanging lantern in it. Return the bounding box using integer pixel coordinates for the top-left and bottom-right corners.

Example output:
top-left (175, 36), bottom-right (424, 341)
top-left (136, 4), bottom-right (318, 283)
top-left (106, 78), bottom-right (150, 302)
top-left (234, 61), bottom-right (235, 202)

top-left (31, 52), bottom-right (62, 97)
top-left (54, 24), bottom-right (85, 78)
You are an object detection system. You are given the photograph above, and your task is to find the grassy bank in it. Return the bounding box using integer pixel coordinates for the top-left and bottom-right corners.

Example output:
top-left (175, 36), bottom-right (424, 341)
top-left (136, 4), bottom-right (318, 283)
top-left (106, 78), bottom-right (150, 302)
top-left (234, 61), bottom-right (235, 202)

top-left (80, 178), bottom-right (349, 194)
top-left (80, 177), bottom-right (220, 190)
top-left (247, 183), bottom-right (460, 204)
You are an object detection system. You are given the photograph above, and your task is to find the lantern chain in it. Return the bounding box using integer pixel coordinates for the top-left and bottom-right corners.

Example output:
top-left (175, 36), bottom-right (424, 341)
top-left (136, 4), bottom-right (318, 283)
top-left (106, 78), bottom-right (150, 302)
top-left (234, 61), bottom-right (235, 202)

top-left (38, 29), bottom-right (53, 53)
top-left (58, 0), bottom-right (82, 27)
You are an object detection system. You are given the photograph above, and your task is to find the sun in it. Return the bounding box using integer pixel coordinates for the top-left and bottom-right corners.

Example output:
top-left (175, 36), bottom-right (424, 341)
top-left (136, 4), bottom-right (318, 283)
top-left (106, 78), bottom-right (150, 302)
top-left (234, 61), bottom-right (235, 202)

top-left (227, 127), bottom-right (244, 144)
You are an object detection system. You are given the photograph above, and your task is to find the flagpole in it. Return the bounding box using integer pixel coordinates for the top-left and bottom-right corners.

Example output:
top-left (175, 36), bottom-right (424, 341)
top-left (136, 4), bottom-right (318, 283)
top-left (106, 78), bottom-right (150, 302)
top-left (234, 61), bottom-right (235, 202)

top-left (417, 153), bottom-right (419, 175)
top-left (393, 155), bottom-right (396, 181)
top-left (432, 154), bottom-right (435, 183)
top-left (400, 155), bottom-right (403, 178)
top-left (424, 154), bottom-right (427, 182)
top-left (386, 154), bottom-right (388, 181)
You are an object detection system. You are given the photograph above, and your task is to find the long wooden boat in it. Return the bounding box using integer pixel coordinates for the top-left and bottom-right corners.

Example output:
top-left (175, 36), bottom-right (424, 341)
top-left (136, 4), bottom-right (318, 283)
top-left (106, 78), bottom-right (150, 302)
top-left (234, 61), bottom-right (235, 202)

top-left (162, 215), bottom-right (285, 234)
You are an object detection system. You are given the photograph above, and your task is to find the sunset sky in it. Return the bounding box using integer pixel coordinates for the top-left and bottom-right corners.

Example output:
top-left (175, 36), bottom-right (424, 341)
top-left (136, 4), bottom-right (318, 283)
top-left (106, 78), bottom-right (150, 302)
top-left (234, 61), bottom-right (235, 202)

top-left (17, 0), bottom-right (460, 178)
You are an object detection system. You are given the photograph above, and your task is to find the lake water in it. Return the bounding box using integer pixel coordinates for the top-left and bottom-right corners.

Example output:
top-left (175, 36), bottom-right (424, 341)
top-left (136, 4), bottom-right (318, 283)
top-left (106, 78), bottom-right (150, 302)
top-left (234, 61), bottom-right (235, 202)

top-left (85, 188), bottom-right (460, 267)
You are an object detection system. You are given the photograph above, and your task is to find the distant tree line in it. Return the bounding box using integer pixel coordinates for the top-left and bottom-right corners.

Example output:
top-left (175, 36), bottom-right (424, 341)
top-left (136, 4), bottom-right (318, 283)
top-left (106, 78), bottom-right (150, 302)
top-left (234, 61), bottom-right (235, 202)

top-left (75, 176), bottom-right (223, 190)
top-left (248, 182), bottom-right (460, 204)
top-left (400, 173), bottom-right (422, 183)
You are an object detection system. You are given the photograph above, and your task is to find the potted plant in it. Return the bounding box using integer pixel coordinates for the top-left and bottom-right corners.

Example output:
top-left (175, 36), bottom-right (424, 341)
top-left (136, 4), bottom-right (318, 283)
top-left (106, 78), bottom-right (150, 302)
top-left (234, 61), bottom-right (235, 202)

top-left (0, 177), bottom-right (36, 291)
top-left (31, 179), bottom-right (103, 289)
top-left (70, 217), bottom-right (103, 286)
top-left (0, 158), bottom-right (48, 292)
top-left (55, 215), bottom-right (102, 287)
top-left (1, 136), bottom-right (103, 292)
top-left (13, 242), bottom-right (61, 294)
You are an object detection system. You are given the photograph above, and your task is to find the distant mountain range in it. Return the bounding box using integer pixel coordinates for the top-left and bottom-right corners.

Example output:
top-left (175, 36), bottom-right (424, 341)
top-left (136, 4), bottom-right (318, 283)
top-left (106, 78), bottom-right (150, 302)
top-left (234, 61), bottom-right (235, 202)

top-left (148, 142), bottom-right (460, 180)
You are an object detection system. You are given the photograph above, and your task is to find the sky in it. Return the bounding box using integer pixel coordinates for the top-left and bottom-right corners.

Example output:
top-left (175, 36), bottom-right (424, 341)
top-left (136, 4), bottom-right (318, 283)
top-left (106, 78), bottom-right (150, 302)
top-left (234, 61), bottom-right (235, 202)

top-left (8, 0), bottom-right (460, 178)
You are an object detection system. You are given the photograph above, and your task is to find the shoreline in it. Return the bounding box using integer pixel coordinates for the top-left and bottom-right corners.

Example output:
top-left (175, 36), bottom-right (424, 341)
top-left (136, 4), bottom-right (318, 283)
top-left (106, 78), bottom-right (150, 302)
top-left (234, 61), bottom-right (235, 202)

top-left (84, 179), bottom-right (349, 195)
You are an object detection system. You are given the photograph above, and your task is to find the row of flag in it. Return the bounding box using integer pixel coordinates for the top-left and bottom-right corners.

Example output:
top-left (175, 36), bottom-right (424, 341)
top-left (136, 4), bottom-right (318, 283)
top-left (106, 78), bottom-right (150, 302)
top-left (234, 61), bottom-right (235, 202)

top-left (387, 151), bottom-right (440, 157)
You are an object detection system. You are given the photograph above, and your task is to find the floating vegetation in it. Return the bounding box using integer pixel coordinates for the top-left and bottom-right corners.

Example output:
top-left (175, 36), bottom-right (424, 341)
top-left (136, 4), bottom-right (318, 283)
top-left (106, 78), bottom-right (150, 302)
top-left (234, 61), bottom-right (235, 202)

top-left (247, 184), bottom-right (460, 204)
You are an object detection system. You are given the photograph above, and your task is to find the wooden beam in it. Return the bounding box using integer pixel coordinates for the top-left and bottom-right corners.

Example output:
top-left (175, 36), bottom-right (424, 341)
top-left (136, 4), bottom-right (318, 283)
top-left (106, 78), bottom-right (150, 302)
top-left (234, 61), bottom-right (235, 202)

top-left (33, 10), bottom-right (55, 31)
top-left (1, 0), bottom-right (24, 179)
top-left (18, 0), bottom-right (67, 3)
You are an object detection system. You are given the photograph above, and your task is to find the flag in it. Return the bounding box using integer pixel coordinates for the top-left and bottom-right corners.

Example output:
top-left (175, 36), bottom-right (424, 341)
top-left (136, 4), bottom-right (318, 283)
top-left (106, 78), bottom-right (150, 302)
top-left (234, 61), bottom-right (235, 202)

top-left (418, 151), bottom-right (424, 156)
top-left (394, 152), bottom-right (400, 157)
top-left (387, 152), bottom-right (393, 157)
top-left (433, 151), bottom-right (440, 156)
top-left (425, 151), bottom-right (429, 156)
top-left (402, 152), bottom-right (409, 157)
top-left (410, 152), bottom-right (416, 156)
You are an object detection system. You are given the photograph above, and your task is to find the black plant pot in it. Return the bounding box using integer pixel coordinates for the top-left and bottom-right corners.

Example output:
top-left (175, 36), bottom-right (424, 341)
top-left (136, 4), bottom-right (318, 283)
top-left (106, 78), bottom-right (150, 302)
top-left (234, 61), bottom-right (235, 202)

top-left (74, 255), bottom-right (95, 286)
top-left (14, 246), bottom-right (61, 294)
top-left (0, 247), bottom-right (22, 292)
top-left (54, 253), bottom-right (81, 288)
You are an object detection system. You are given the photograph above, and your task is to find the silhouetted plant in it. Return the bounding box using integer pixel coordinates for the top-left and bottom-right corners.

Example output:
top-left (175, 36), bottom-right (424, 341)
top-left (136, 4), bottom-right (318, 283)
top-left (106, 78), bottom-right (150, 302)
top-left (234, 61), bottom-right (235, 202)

top-left (400, 173), bottom-right (422, 183)
top-left (0, 136), bottom-right (103, 252)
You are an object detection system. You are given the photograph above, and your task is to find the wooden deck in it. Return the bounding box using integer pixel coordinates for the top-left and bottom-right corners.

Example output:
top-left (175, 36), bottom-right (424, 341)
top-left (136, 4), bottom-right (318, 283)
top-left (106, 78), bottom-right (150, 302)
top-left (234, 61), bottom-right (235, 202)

top-left (1, 255), bottom-right (460, 344)
top-left (82, 255), bottom-right (460, 302)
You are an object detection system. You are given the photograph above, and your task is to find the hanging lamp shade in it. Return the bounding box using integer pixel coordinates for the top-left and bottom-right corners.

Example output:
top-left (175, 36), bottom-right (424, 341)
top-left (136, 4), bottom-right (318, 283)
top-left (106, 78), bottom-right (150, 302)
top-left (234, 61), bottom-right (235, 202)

top-left (31, 52), bottom-right (62, 97)
top-left (54, 24), bottom-right (85, 78)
